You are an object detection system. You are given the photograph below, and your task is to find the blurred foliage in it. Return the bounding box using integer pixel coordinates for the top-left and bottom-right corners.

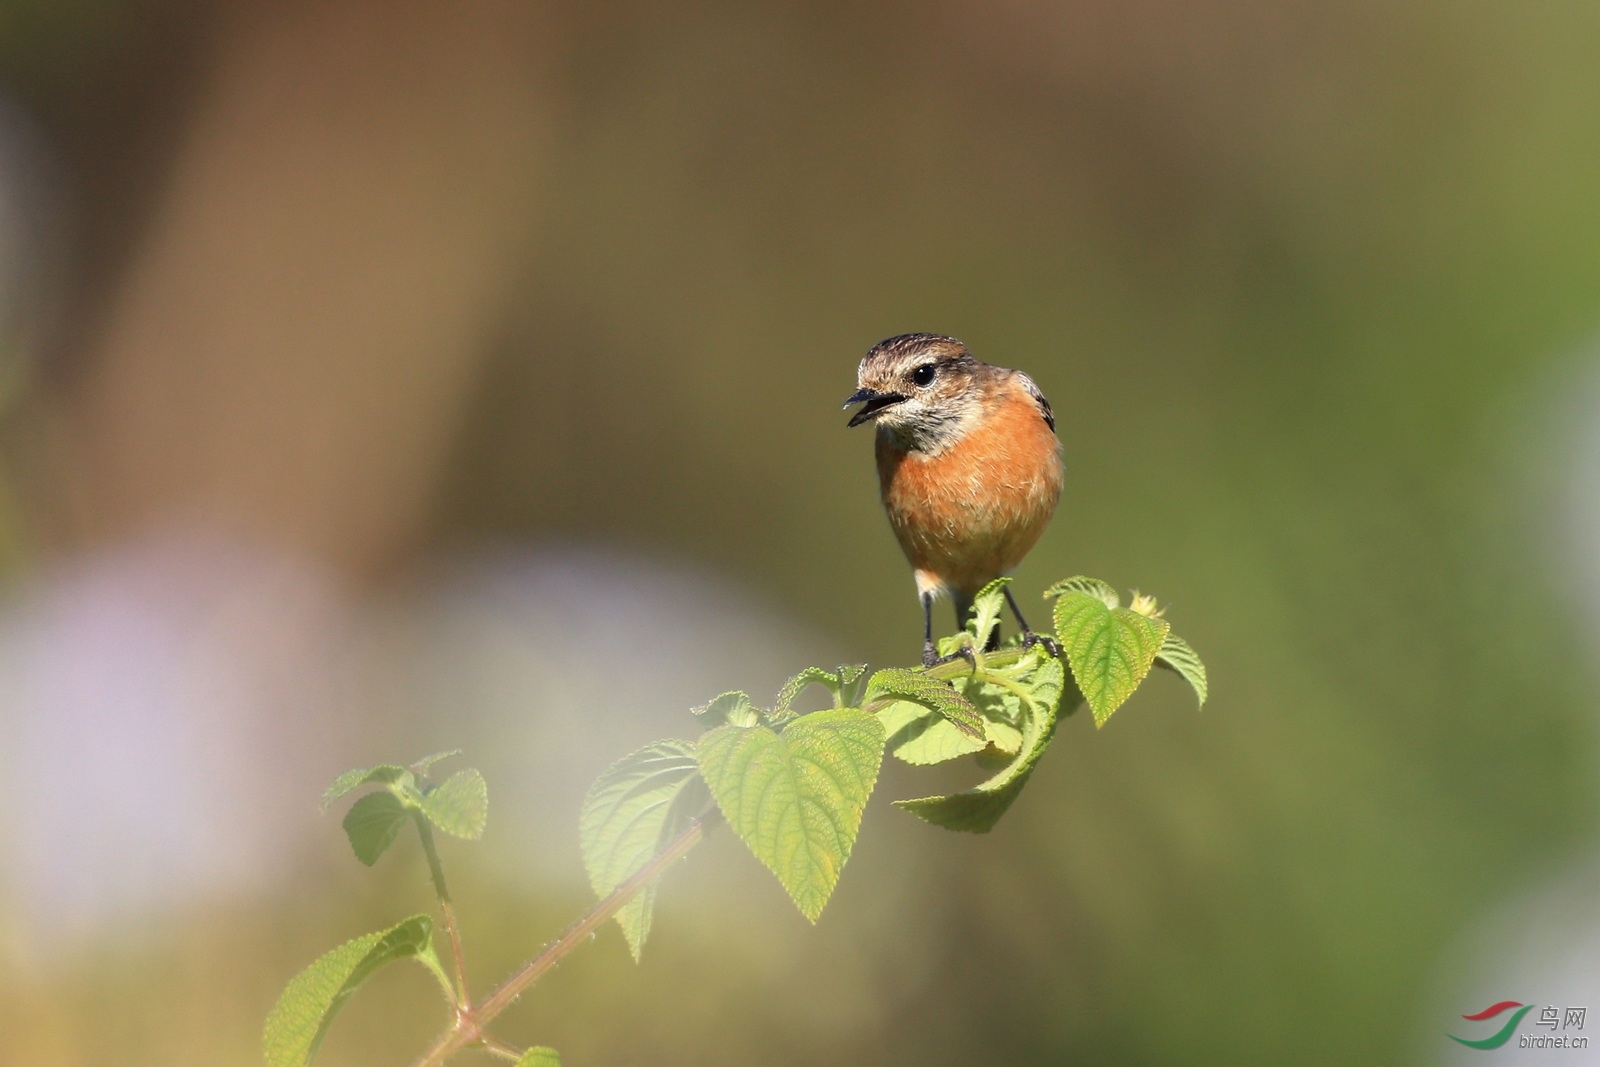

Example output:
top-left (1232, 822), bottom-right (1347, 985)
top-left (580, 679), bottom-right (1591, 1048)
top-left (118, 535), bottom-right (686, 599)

top-left (287, 587), bottom-right (1193, 1066)
top-left (0, 1), bottom-right (1598, 1065)
top-left (432, 4), bottom-right (1600, 1064)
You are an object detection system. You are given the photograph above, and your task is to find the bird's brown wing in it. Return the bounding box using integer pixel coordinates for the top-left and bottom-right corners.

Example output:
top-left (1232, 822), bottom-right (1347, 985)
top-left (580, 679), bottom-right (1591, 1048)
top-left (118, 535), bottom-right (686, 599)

top-left (1013, 371), bottom-right (1055, 431)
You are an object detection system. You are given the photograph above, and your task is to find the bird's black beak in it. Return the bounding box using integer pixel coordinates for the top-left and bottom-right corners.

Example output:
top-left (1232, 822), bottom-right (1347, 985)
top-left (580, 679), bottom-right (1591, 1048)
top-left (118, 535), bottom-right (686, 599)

top-left (844, 387), bottom-right (908, 427)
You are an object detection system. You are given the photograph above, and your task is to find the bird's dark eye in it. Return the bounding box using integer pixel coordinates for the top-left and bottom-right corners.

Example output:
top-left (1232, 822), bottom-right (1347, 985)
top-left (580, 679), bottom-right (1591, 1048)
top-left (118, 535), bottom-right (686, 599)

top-left (911, 363), bottom-right (937, 387)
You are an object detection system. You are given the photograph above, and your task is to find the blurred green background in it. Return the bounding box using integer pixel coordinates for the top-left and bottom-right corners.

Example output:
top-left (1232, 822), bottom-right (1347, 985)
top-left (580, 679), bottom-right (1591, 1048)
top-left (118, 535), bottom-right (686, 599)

top-left (0, 1), bottom-right (1595, 1064)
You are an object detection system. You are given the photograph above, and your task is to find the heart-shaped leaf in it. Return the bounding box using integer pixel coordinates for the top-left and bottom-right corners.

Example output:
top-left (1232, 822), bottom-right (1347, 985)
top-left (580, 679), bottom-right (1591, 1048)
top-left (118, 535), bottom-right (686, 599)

top-left (341, 791), bottom-right (411, 866)
top-left (263, 915), bottom-right (442, 1067)
top-left (1052, 591), bottom-right (1169, 726)
top-left (580, 739), bottom-right (711, 959)
top-left (420, 768), bottom-right (488, 840)
top-left (697, 708), bottom-right (885, 922)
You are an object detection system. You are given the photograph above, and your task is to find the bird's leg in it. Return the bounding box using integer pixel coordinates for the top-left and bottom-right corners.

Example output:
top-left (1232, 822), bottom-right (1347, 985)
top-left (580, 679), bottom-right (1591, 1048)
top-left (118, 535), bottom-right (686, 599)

top-left (1005, 587), bottom-right (1061, 658)
top-left (921, 592), bottom-right (977, 670)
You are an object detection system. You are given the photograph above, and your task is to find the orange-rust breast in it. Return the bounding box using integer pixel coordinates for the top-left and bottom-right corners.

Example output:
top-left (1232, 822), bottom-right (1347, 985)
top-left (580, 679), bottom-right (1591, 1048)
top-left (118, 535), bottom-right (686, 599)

top-left (876, 384), bottom-right (1063, 599)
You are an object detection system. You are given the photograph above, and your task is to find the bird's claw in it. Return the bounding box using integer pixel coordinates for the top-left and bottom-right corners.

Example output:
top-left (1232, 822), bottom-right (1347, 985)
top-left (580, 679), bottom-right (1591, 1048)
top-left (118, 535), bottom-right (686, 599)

top-left (922, 641), bottom-right (978, 671)
top-left (1021, 631), bottom-right (1062, 659)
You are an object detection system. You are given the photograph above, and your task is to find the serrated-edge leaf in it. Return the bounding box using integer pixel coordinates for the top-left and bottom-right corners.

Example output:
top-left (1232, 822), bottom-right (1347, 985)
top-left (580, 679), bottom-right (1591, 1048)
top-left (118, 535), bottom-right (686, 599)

top-left (263, 915), bottom-right (438, 1067)
top-left (697, 708), bottom-right (885, 922)
top-left (409, 750), bottom-right (463, 775)
top-left (420, 768), bottom-right (488, 840)
top-left (896, 657), bottom-right (1066, 832)
top-left (865, 667), bottom-right (927, 696)
top-left (835, 663), bottom-right (869, 706)
top-left (580, 740), bottom-right (711, 959)
top-left (882, 651), bottom-right (1049, 766)
top-left (321, 764), bottom-right (409, 809)
top-left (515, 1048), bottom-right (562, 1066)
top-left (981, 717), bottom-right (1024, 758)
top-left (1156, 631), bottom-right (1208, 707)
top-left (967, 577), bottom-right (1012, 648)
top-left (342, 791), bottom-right (411, 866)
top-left (774, 667), bottom-right (838, 714)
top-left (881, 699), bottom-right (988, 765)
top-left (1043, 576), bottom-right (1120, 608)
top-left (955, 661), bottom-right (1027, 728)
top-left (692, 690), bottom-right (757, 727)
top-left (1053, 593), bottom-right (1169, 726)
top-left (866, 669), bottom-right (984, 740)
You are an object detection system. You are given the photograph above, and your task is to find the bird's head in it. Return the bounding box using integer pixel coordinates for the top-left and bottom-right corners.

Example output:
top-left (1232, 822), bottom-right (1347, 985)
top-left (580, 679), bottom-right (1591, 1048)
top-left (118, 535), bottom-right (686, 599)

top-left (844, 333), bottom-right (984, 451)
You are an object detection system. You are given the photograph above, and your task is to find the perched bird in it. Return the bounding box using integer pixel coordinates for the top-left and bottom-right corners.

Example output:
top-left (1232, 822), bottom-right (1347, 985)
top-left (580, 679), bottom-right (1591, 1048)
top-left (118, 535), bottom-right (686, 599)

top-left (845, 333), bottom-right (1064, 667)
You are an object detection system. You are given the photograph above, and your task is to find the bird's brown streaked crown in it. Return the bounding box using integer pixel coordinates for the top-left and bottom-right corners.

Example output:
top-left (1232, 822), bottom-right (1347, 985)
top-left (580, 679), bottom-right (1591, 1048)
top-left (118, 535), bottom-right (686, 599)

top-left (845, 333), bottom-right (1038, 455)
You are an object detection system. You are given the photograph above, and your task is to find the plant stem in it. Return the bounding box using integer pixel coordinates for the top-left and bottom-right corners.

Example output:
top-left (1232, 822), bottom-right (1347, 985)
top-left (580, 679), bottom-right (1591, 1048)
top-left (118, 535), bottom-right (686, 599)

top-left (415, 815), bottom-right (471, 1009)
top-left (410, 810), bottom-right (720, 1067)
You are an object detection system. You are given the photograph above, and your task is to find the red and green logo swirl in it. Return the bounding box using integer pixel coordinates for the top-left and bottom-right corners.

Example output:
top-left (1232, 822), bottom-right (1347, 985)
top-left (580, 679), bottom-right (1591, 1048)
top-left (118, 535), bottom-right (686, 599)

top-left (1449, 1002), bottom-right (1534, 1050)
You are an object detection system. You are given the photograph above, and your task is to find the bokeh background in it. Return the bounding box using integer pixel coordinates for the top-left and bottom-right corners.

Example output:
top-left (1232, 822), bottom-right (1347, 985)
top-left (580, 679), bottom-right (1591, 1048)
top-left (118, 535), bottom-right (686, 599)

top-left (0, 2), bottom-right (1595, 1064)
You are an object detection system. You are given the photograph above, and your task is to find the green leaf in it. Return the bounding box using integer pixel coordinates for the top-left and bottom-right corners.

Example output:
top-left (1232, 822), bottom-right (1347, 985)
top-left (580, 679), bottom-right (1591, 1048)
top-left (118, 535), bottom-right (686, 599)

top-left (420, 768), bottom-right (488, 840)
top-left (879, 699), bottom-right (987, 765)
top-left (866, 668), bottom-right (983, 740)
top-left (1156, 631), bottom-right (1208, 707)
top-left (580, 740), bottom-right (711, 959)
top-left (342, 791), bottom-right (411, 865)
top-left (321, 764), bottom-right (410, 810)
top-left (963, 652), bottom-right (1034, 718)
top-left (1043, 575), bottom-right (1119, 609)
top-left (980, 718), bottom-right (1024, 760)
top-left (697, 708), bottom-right (886, 922)
top-left (409, 750), bottom-right (462, 775)
top-left (835, 663), bottom-right (869, 706)
top-left (516, 1048), bottom-right (562, 1067)
top-left (263, 915), bottom-right (440, 1067)
top-left (967, 577), bottom-right (1012, 648)
top-left (897, 655), bottom-right (1067, 832)
top-left (880, 648), bottom-right (1070, 766)
top-left (774, 667), bottom-right (838, 715)
top-left (1052, 592), bottom-right (1170, 726)
top-left (691, 691), bottom-right (758, 728)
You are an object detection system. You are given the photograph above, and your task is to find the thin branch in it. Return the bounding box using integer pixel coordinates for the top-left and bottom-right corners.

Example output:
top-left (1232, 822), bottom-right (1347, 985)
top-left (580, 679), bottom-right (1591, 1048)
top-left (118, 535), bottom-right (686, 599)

top-left (859, 646), bottom-right (1030, 717)
top-left (410, 810), bottom-right (719, 1067)
top-left (478, 1034), bottom-right (524, 1061)
top-left (415, 815), bottom-right (472, 1010)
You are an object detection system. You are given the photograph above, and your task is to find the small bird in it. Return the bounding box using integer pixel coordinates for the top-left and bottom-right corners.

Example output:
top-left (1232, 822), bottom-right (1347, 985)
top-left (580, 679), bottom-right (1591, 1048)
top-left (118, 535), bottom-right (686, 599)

top-left (845, 333), bottom-right (1064, 667)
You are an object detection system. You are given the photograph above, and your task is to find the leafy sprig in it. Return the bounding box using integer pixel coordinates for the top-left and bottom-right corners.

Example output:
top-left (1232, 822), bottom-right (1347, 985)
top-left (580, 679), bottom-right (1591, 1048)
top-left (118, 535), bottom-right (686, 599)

top-left (265, 576), bottom-right (1205, 1067)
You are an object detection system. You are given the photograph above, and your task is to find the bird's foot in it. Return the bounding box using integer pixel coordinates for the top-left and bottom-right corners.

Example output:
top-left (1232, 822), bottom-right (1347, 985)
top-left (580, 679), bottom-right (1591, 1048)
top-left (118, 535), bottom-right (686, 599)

top-left (1020, 630), bottom-right (1062, 659)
